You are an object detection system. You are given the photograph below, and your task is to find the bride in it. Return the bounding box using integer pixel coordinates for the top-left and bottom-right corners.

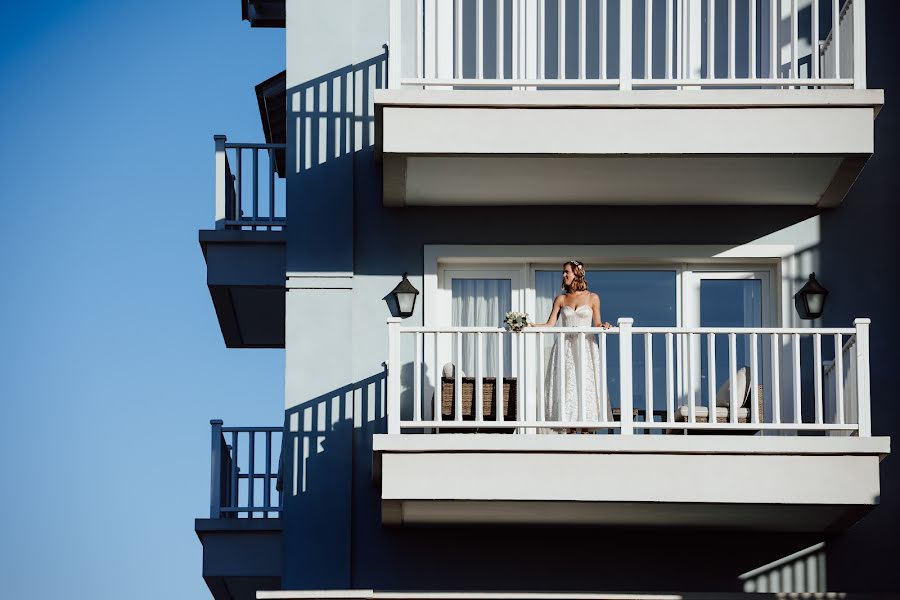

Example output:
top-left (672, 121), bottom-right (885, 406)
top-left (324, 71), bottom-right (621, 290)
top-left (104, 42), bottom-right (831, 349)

top-left (530, 261), bottom-right (613, 433)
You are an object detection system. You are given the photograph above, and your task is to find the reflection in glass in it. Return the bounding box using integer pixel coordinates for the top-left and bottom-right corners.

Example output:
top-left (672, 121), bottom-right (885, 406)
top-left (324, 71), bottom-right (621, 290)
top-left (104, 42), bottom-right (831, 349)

top-left (699, 279), bottom-right (763, 406)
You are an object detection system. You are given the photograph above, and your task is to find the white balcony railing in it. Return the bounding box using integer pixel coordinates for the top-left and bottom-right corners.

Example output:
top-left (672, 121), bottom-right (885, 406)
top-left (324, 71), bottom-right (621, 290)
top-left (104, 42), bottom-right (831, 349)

top-left (386, 317), bottom-right (872, 436)
top-left (388, 0), bottom-right (866, 90)
top-left (214, 134), bottom-right (286, 231)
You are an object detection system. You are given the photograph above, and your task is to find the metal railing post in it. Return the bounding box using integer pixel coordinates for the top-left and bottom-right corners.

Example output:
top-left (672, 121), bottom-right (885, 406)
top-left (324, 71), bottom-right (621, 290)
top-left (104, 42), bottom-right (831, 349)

top-left (387, 318), bottom-right (402, 434)
top-left (214, 135), bottom-right (227, 230)
top-left (619, 0), bottom-right (633, 90)
top-left (618, 318), bottom-right (634, 434)
top-left (210, 419), bottom-right (224, 518)
top-left (854, 318), bottom-right (871, 436)
top-left (853, 0), bottom-right (867, 89)
top-left (389, 0), bottom-right (402, 89)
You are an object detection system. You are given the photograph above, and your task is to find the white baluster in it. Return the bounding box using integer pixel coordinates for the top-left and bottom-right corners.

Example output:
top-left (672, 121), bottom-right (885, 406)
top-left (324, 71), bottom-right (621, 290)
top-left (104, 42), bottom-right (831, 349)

top-left (832, 0), bottom-right (840, 79)
top-left (707, 0), bottom-right (715, 78)
top-left (538, 331), bottom-right (546, 424)
top-left (578, 332), bottom-right (586, 422)
top-left (772, 333), bottom-right (782, 424)
top-left (557, 331), bottom-right (565, 427)
top-left (497, 0), bottom-right (505, 78)
top-left (666, 0), bottom-right (673, 80)
top-left (749, 0), bottom-right (757, 78)
top-left (791, 0), bottom-right (798, 82)
top-left (600, 0), bottom-right (608, 79)
top-left (834, 333), bottom-right (844, 425)
top-left (558, 0), bottom-right (566, 79)
top-left (476, 331), bottom-right (484, 422)
top-left (728, 0), bottom-right (736, 78)
top-left (477, 0), bottom-right (484, 79)
top-left (645, 0), bottom-right (653, 79)
top-left (665, 332), bottom-right (674, 424)
top-left (455, 331), bottom-right (463, 421)
top-left (771, 0), bottom-right (780, 78)
top-left (729, 333), bottom-right (738, 424)
top-left (580, 0), bottom-right (587, 79)
top-left (814, 332), bottom-right (823, 424)
top-left (792, 333), bottom-right (802, 424)
top-left (750, 333), bottom-right (759, 424)
top-left (645, 333), bottom-right (654, 427)
top-left (414, 331), bottom-right (422, 422)
top-left (707, 333), bottom-right (717, 424)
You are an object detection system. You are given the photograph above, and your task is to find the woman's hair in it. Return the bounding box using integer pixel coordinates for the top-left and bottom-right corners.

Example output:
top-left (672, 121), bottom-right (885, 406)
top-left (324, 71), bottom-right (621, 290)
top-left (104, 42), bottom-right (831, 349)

top-left (562, 260), bottom-right (588, 293)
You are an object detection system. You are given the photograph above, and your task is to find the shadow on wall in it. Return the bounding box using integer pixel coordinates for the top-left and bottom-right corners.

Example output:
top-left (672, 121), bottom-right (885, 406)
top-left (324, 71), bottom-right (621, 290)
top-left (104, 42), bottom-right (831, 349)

top-left (281, 369), bottom-right (387, 587)
top-left (286, 51), bottom-right (387, 275)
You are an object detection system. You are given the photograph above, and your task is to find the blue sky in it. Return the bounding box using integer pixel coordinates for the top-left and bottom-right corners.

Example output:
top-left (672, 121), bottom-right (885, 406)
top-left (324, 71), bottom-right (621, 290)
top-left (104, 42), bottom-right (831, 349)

top-left (0, 2), bottom-right (285, 598)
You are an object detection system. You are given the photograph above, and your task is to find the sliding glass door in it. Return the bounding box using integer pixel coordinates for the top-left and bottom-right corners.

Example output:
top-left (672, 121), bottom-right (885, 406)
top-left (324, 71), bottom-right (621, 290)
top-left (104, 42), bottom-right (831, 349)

top-left (683, 270), bottom-right (772, 408)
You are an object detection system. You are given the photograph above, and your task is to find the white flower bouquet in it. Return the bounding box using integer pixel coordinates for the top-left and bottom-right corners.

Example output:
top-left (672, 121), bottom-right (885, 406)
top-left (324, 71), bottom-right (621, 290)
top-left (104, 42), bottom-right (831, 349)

top-left (503, 311), bottom-right (529, 333)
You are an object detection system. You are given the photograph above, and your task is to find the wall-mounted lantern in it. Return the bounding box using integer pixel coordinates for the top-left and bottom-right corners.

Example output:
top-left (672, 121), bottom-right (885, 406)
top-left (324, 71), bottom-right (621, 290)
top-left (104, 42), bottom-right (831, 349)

top-left (390, 273), bottom-right (419, 318)
top-left (794, 273), bottom-right (829, 320)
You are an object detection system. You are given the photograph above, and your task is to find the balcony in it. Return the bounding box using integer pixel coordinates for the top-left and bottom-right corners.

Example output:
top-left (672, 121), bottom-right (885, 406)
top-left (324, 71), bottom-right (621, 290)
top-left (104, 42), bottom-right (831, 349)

top-left (377, 0), bottom-right (881, 206)
top-left (200, 135), bottom-right (286, 348)
top-left (376, 318), bottom-right (889, 530)
top-left (242, 0), bottom-right (285, 28)
top-left (195, 421), bottom-right (283, 600)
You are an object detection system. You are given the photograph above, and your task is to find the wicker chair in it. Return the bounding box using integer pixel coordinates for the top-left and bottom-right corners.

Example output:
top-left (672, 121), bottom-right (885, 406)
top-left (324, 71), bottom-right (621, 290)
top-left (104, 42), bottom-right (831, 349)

top-left (671, 384), bottom-right (764, 434)
top-left (438, 376), bottom-right (517, 433)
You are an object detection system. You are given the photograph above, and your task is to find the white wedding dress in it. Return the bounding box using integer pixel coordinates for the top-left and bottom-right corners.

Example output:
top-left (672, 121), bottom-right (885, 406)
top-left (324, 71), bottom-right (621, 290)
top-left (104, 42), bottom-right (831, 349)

top-left (543, 305), bottom-right (613, 431)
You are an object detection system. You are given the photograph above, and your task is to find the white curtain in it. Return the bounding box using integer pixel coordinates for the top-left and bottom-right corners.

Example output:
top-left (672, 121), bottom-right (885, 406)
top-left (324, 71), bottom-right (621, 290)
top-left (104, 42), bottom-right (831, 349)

top-left (451, 279), bottom-right (512, 377)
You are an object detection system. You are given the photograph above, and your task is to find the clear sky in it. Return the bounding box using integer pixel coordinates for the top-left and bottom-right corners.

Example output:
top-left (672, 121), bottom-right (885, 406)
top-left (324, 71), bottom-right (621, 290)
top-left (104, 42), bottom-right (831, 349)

top-left (0, 2), bottom-right (285, 598)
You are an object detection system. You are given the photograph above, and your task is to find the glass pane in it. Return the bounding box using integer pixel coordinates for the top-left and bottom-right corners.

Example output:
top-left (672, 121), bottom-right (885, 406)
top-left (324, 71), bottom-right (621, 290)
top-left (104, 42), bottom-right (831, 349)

top-left (699, 279), bottom-right (763, 406)
top-left (451, 278), bottom-right (512, 377)
top-left (535, 270), bottom-right (677, 418)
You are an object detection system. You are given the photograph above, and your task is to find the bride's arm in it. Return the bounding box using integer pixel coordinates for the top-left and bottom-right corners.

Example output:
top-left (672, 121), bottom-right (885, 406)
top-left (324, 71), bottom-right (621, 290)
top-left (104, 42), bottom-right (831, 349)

top-left (591, 293), bottom-right (612, 329)
top-left (530, 295), bottom-right (563, 327)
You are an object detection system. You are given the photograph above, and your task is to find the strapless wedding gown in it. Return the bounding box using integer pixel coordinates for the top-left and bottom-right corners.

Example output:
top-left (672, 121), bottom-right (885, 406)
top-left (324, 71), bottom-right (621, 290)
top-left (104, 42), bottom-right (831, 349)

top-left (543, 305), bottom-right (613, 431)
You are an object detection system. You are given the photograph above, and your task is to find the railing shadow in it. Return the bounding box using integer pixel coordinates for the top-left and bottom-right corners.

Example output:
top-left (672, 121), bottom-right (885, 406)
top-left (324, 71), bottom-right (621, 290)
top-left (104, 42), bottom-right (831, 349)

top-left (286, 51), bottom-right (387, 274)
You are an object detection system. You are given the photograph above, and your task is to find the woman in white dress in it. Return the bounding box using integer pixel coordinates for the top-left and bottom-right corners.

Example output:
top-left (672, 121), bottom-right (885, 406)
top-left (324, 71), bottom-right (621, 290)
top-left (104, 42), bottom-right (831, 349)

top-left (529, 261), bottom-right (613, 433)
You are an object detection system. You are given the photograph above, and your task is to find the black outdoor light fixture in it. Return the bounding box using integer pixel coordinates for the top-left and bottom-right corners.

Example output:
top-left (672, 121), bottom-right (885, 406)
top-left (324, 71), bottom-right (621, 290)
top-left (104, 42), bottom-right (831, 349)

top-left (391, 273), bottom-right (419, 318)
top-left (794, 273), bottom-right (829, 320)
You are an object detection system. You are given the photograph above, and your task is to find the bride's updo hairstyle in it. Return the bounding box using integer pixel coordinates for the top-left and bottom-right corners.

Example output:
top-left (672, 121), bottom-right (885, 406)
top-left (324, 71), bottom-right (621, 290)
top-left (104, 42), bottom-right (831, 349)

top-left (562, 260), bottom-right (588, 293)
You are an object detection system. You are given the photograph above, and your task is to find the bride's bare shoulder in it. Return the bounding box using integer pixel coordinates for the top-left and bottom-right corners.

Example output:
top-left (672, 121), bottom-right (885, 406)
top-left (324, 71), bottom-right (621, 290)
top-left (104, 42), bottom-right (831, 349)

top-left (590, 292), bottom-right (601, 303)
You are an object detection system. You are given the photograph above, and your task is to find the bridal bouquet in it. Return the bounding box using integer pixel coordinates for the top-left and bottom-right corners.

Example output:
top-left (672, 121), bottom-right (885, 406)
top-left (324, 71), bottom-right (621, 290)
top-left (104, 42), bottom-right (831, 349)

top-left (503, 311), bottom-right (529, 333)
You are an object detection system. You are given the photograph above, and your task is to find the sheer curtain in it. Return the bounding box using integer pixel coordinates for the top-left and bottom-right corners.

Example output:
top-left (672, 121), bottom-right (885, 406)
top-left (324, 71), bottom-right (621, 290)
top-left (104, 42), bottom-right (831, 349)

top-left (451, 279), bottom-right (512, 378)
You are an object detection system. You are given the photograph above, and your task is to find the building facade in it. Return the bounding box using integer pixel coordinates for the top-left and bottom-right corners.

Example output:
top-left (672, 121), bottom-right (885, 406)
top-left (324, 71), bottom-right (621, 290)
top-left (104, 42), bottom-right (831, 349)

top-left (196, 1), bottom-right (897, 598)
